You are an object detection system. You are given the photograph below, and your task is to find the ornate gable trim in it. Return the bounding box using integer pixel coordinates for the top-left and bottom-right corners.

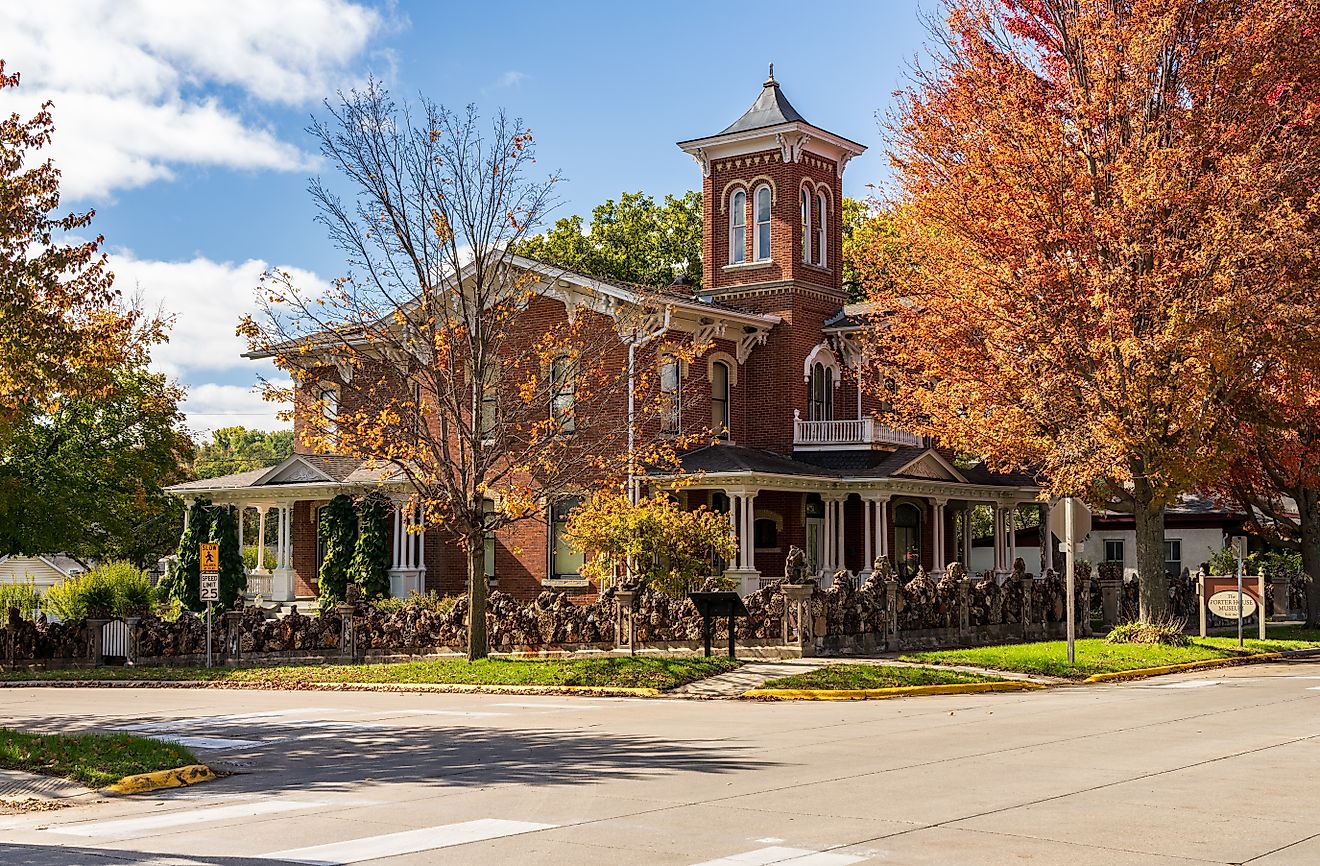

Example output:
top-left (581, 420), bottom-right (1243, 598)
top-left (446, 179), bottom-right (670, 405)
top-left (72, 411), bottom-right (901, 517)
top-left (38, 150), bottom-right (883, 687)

top-left (255, 455), bottom-right (336, 487)
top-left (892, 450), bottom-right (968, 483)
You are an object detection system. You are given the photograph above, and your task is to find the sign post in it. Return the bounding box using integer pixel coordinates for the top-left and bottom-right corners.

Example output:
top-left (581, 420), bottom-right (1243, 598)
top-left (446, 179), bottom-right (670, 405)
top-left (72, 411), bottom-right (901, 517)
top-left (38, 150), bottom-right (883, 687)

top-left (1050, 498), bottom-right (1092, 667)
top-left (1234, 536), bottom-right (1247, 648)
top-left (199, 542), bottom-right (220, 668)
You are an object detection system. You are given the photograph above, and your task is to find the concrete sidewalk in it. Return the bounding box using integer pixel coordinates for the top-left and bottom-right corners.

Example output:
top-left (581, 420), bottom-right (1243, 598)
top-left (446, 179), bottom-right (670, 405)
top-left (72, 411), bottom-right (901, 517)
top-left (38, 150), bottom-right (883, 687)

top-left (667, 658), bottom-right (831, 697)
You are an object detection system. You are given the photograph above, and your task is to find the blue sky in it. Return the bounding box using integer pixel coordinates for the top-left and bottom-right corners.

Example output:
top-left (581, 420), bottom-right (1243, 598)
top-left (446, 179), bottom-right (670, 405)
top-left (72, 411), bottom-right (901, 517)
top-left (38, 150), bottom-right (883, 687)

top-left (0, 0), bottom-right (933, 433)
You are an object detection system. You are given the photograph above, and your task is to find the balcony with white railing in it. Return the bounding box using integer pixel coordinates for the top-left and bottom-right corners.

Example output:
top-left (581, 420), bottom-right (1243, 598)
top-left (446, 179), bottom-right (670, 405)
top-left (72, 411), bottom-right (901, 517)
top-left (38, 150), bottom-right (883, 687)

top-left (792, 411), bottom-right (922, 450)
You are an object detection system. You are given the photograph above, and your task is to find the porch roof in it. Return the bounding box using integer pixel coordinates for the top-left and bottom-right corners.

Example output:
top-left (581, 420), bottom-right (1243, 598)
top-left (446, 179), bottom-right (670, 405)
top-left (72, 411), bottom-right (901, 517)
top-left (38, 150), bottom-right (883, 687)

top-left (167, 453), bottom-right (403, 498)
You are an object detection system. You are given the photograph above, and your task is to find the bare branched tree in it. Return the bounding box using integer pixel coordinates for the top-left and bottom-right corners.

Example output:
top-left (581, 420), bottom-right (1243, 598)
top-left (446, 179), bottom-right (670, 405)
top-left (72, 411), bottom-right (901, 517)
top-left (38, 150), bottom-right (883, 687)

top-left (241, 81), bottom-right (698, 658)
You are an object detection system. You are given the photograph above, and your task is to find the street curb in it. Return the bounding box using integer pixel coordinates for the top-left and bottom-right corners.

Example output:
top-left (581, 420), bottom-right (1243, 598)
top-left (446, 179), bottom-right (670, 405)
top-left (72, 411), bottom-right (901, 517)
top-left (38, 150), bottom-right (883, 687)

top-left (0, 680), bottom-right (661, 698)
top-left (104, 764), bottom-right (215, 795)
top-left (1083, 647), bottom-right (1320, 682)
top-left (742, 681), bottom-right (1047, 701)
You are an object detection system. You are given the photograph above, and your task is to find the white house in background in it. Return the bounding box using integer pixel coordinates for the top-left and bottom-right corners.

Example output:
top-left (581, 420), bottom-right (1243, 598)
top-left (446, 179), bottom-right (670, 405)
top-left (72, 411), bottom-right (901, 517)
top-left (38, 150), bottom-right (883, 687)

top-left (969, 495), bottom-right (1247, 578)
top-left (0, 554), bottom-right (88, 593)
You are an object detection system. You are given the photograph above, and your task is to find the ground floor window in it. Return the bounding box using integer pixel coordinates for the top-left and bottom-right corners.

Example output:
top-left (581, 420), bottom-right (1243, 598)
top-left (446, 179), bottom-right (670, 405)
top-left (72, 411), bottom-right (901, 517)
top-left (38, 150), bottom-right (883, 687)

top-left (483, 498), bottom-right (496, 583)
top-left (1105, 539), bottom-right (1125, 566)
top-left (549, 496), bottom-right (584, 580)
top-left (754, 517), bottom-right (778, 550)
top-left (894, 502), bottom-right (922, 579)
top-left (1163, 539), bottom-right (1182, 576)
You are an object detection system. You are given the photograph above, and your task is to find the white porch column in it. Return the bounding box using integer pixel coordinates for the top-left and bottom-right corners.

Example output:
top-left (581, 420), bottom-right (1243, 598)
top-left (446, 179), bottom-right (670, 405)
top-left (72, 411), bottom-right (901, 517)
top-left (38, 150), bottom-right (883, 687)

top-left (833, 497), bottom-right (847, 574)
top-left (862, 498), bottom-right (874, 575)
top-left (877, 497), bottom-right (889, 560)
top-left (992, 504), bottom-right (1006, 574)
top-left (1007, 505), bottom-right (1018, 569)
top-left (237, 506), bottom-right (245, 552)
top-left (932, 498), bottom-right (948, 573)
top-left (182, 498), bottom-right (193, 531)
top-left (269, 503), bottom-right (294, 601)
top-left (963, 504), bottom-right (974, 566)
top-left (392, 503), bottom-right (403, 569)
top-left (727, 493), bottom-right (740, 570)
top-left (742, 490), bottom-right (757, 573)
top-left (255, 506), bottom-right (269, 573)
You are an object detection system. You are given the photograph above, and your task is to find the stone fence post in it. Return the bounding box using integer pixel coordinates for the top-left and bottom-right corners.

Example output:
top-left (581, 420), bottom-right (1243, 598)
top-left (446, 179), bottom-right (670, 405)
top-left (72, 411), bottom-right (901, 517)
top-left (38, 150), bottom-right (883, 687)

top-left (885, 579), bottom-right (899, 650)
top-left (1019, 573), bottom-right (1033, 639)
top-left (1272, 571), bottom-right (1293, 621)
top-left (614, 589), bottom-right (637, 656)
top-left (124, 616), bottom-right (141, 666)
top-left (1098, 577), bottom-right (1122, 628)
top-left (86, 618), bottom-right (107, 667)
top-left (958, 577), bottom-right (971, 637)
top-left (224, 610), bottom-right (245, 661)
top-left (336, 603), bottom-right (358, 662)
top-left (781, 583), bottom-right (815, 658)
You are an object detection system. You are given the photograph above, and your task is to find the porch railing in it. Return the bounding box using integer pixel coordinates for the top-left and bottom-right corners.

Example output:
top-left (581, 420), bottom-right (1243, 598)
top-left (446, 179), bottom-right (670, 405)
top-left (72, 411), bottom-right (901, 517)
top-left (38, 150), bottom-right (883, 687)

top-left (245, 571), bottom-right (273, 598)
top-left (793, 415), bottom-right (921, 449)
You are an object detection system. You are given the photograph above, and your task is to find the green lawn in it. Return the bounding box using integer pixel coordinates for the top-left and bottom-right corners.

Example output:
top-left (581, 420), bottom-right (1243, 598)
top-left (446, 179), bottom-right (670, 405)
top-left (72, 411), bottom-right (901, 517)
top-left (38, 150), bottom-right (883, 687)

top-left (902, 627), bottom-right (1320, 679)
top-left (0, 656), bottom-right (741, 691)
top-left (761, 664), bottom-right (1003, 691)
top-left (0, 728), bottom-right (197, 789)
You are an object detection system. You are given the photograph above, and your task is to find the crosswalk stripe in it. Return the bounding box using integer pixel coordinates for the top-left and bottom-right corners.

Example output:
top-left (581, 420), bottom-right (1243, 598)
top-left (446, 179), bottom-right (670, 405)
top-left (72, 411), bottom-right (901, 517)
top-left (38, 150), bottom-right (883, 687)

top-left (146, 734), bottom-right (266, 751)
top-left (256, 818), bottom-right (557, 864)
top-left (46, 800), bottom-right (327, 837)
top-left (690, 846), bottom-right (867, 866)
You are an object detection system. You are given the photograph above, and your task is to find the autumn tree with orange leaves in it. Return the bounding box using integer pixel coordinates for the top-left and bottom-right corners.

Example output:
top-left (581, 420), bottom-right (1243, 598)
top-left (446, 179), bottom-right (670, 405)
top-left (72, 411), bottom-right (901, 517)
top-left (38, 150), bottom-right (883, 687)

top-left (242, 83), bottom-right (699, 659)
top-left (858, 0), bottom-right (1320, 621)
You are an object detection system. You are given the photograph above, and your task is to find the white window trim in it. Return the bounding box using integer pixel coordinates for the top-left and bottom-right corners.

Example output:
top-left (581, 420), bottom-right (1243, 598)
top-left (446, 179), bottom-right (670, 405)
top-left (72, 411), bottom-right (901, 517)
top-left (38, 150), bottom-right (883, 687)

top-left (728, 188), bottom-right (747, 264)
top-left (753, 184), bottom-right (772, 262)
top-left (801, 188), bottom-right (811, 264)
top-left (815, 191), bottom-right (828, 267)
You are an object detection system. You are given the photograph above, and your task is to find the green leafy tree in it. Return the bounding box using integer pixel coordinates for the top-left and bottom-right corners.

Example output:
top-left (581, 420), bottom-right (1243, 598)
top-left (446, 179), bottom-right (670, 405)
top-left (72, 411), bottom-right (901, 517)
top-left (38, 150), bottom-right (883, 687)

top-left (160, 499), bottom-right (212, 611)
top-left (514, 190), bottom-right (702, 288)
top-left (841, 197), bottom-right (910, 303)
top-left (192, 427), bottom-right (294, 480)
top-left (317, 494), bottom-right (358, 609)
top-left (0, 363), bottom-right (191, 567)
top-left (209, 506), bottom-right (246, 610)
top-left (350, 496), bottom-right (390, 599)
top-left (566, 493), bottom-right (737, 598)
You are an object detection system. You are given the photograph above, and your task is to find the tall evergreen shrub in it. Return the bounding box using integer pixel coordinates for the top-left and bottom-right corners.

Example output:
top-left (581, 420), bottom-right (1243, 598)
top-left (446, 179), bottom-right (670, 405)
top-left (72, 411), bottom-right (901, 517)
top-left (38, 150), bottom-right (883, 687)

top-left (351, 495), bottom-right (391, 599)
top-left (210, 506), bottom-right (246, 609)
top-left (317, 494), bottom-right (358, 609)
top-left (160, 498), bottom-right (212, 610)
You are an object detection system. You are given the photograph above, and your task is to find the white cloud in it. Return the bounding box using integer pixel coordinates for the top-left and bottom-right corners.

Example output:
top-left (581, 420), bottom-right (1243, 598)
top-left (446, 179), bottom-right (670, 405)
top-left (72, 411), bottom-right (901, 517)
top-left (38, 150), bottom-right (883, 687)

top-left (490, 70), bottom-right (527, 90)
top-left (0, 0), bottom-right (390, 199)
top-left (183, 381), bottom-right (291, 434)
top-left (111, 250), bottom-right (332, 379)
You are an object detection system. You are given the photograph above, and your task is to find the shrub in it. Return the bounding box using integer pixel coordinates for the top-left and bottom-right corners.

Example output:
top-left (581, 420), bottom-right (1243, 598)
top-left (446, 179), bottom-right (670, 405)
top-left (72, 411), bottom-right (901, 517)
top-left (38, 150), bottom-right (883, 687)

top-left (1208, 547), bottom-right (1243, 576)
top-left (372, 591), bottom-right (458, 616)
top-left (0, 578), bottom-right (42, 619)
top-left (43, 562), bottom-right (154, 621)
top-left (158, 498), bottom-right (212, 610)
top-left (318, 494), bottom-right (358, 610)
top-left (1106, 615), bottom-right (1191, 647)
top-left (209, 506), bottom-right (246, 610)
top-left (350, 495), bottom-right (391, 599)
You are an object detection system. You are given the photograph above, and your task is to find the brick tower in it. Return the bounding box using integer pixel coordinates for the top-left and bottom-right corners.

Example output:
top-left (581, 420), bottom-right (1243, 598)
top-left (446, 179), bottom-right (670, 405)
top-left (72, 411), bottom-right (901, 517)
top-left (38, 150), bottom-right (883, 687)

top-left (677, 67), bottom-right (866, 451)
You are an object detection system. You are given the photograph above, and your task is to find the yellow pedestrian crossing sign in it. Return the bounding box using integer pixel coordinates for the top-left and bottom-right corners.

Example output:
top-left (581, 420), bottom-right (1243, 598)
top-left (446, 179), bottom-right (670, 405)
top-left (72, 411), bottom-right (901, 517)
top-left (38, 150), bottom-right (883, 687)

top-left (199, 543), bottom-right (220, 575)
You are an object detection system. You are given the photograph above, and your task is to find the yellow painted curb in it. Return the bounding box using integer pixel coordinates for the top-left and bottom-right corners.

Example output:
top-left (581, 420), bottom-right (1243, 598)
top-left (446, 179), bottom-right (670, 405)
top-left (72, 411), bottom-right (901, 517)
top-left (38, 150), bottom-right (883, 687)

top-left (105, 764), bottom-right (215, 795)
top-left (743, 681), bottom-right (1047, 701)
top-left (1084, 652), bottom-right (1284, 683)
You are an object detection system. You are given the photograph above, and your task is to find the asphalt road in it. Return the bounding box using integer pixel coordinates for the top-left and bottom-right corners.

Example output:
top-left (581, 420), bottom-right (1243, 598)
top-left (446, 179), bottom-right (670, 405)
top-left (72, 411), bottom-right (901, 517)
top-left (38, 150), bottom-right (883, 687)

top-left (1, 659), bottom-right (1318, 865)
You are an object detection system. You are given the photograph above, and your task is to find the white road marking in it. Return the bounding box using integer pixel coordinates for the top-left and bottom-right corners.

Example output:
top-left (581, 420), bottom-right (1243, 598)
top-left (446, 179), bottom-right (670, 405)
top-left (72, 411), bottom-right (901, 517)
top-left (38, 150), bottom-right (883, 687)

top-left (46, 799), bottom-right (328, 837)
top-left (1308, 686), bottom-right (1320, 691)
top-left (257, 818), bottom-right (557, 864)
top-left (148, 734), bottom-right (266, 750)
top-left (384, 709), bottom-right (510, 718)
top-left (690, 846), bottom-right (866, 865)
top-left (491, 702), bottom-right (596, 710)
top-left (1148, 680), bottom-right (1222, 689)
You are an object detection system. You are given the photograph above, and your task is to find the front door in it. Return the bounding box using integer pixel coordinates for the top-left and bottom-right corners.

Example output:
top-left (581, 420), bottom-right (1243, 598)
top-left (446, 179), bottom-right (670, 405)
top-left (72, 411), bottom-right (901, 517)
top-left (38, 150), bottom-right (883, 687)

top-left (805, 517), bottom-right (824, 574)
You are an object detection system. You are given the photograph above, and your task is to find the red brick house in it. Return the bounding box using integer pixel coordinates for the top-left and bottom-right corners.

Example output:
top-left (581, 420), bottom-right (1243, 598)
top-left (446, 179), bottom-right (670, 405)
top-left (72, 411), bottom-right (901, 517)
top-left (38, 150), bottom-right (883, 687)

top-left (169, 71), bottom-right (1038, 603)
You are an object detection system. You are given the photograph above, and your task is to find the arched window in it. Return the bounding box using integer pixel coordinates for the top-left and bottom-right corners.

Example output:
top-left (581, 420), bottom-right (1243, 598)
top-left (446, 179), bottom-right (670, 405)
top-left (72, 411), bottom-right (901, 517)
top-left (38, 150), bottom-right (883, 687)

top-left (800, 189), bottom-right (811, 263)
top-left (815, 192), bottom-right (828, 267)
top-left (660, 354), bottom-right (681, 435)
top-left (754, 185), bottom-right (772, 261)
top-left (710, 360), bottom-right (730, 438)
top-left (729, 189), bottom-right (746, 264)
top-left (808, 361), bottom-right (833, 421)
top-left (894, 503), bottom-right (922, 579)
top-left (550, 355), bottom-right (575, 433)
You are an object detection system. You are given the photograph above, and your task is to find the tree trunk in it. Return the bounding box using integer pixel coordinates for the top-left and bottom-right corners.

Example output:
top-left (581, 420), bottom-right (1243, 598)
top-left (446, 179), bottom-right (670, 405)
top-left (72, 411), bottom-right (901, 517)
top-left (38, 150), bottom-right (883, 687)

top-left (466, 535), bottom-right (487, 661)
top-left (1132, 479), bottom-right (1168, 622)
top-left (1298, 487), bottom-right (1320, 628)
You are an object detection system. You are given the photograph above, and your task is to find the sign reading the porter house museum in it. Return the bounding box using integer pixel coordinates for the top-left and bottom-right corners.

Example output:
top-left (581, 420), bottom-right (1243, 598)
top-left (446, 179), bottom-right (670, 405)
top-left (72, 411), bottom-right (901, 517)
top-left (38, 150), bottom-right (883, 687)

top-left (1207, 589), bottom-right (1257, 620)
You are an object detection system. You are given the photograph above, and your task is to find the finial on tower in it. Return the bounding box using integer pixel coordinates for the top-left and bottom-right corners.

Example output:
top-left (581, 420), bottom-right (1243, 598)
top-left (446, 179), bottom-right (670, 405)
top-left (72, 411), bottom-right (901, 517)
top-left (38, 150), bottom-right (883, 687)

top-left (765, 63), bottom-right (776, 87)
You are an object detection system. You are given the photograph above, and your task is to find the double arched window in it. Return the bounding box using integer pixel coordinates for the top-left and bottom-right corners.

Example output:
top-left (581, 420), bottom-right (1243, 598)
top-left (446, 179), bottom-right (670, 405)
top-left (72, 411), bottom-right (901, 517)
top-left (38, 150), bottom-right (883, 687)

top-left (801, 189), bottom-right (811, 263)
top-left (753, 185), bottom-right (772, 261)
top-left (807, 361), bottom-right (833, 421)
top-left (728, 189), bottom-right (746, 264)
top-left (710, 360), bottom-right (731, 438)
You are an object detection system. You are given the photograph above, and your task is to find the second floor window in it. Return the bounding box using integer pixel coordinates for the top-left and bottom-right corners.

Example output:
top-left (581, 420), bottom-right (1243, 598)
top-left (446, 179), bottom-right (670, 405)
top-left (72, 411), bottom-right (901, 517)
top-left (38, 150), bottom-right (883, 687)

top-left (660, 355), bottom-right (681, 435)
top-left (318, 385), bottom-right (338, 448)
top-left (729, 189), bottom-right (746, 264)
top-left (711, 360), bottom-right (730, 438)
top-left (479, 363), bottom-right (498, 441)
top-left (754, 185), bottom-right (772, 261)
top-left (815, 192), bottom-right (828, 266)
top-left (801, 189), bottom-right (811, 263)
top-left (808, 362), bottom-right (833, 421)
top-left (550, 355), bottom-right (575, 433)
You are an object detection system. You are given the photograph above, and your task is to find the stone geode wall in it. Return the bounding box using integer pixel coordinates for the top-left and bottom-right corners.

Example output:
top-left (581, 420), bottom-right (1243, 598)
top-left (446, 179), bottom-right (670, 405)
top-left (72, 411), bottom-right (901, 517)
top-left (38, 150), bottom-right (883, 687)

top-left (3, 560), bottom-right (1096, 667)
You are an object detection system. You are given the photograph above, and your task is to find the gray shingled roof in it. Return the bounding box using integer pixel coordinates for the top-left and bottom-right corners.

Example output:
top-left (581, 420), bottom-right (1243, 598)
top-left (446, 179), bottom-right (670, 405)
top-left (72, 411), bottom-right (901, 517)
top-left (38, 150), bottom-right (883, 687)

top-left (168, 454), bottom-right (400, 492)
top-left (720, 75), bottom-right (807, 135)
top-left (678, 445), bottom-right (836, 477)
